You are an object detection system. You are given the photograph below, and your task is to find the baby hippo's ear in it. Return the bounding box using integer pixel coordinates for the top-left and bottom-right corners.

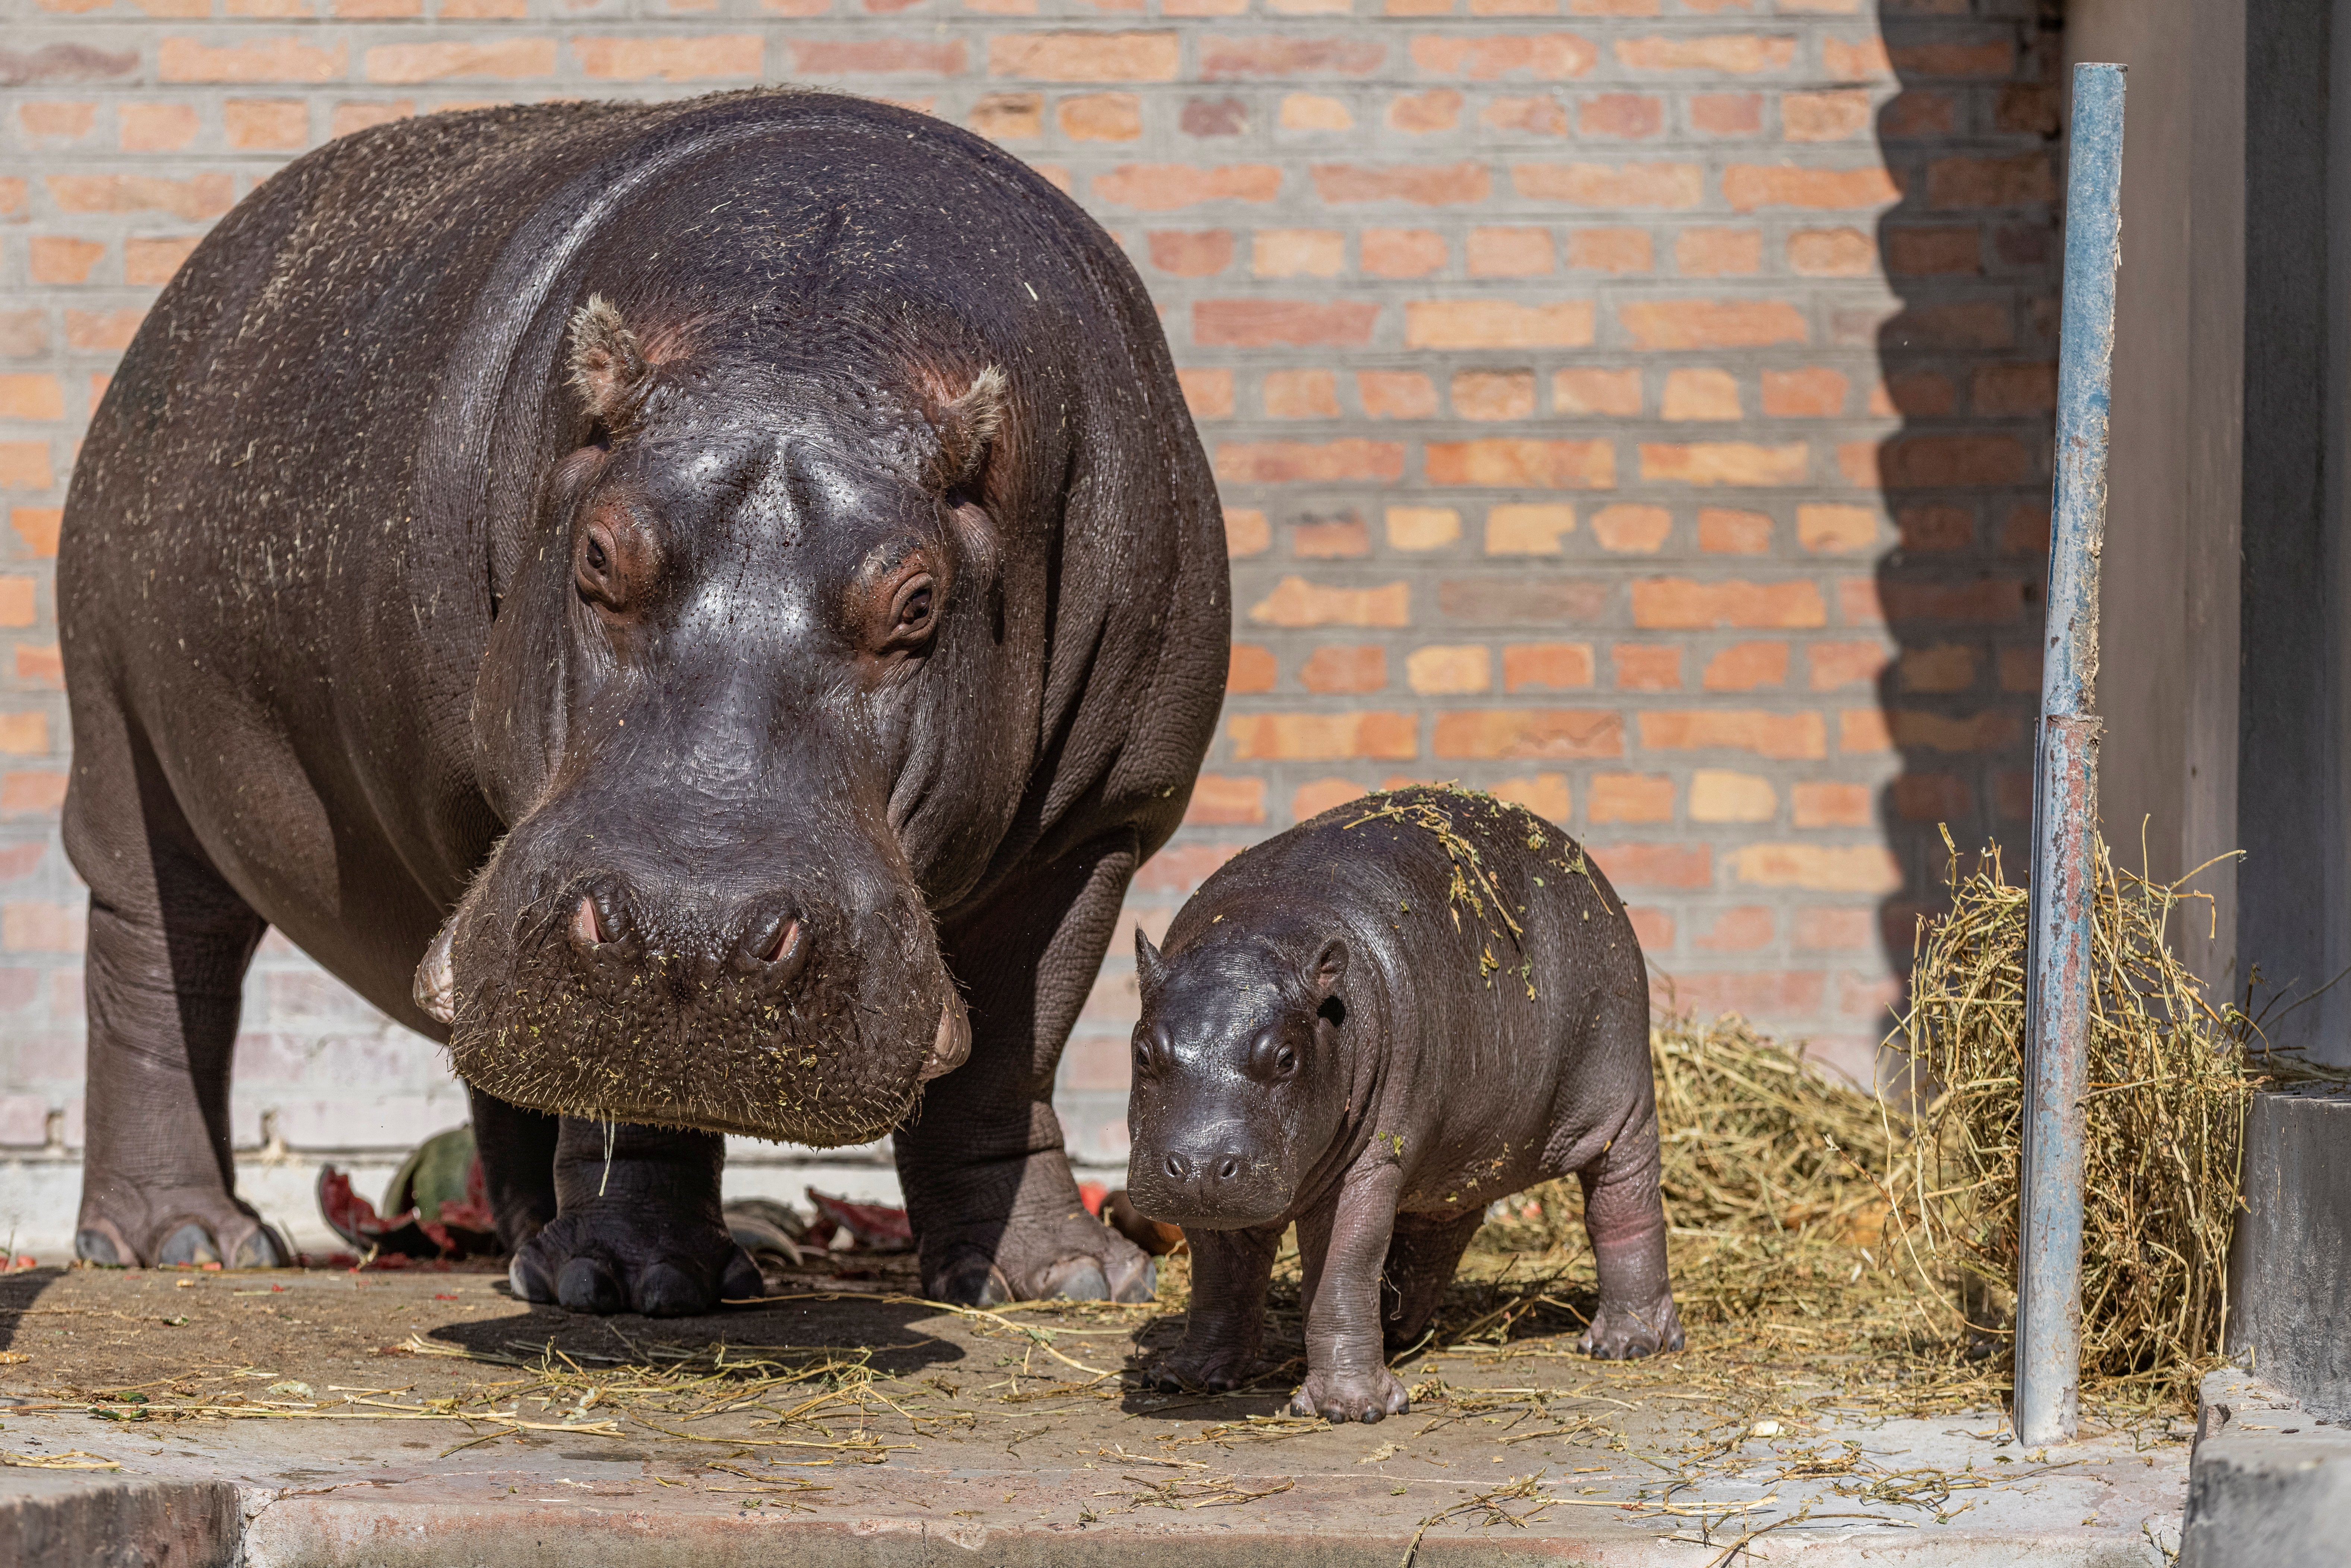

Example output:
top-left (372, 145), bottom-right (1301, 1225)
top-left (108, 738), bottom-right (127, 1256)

top-left (928, 365), bottom-right (1008, 495)
top-left (1136, 928), bottom-right (1169, 1010)
top-left (567, 294), bottom-right (653, 433)
top-left (1308, 938), bottom-right (1348, 1000)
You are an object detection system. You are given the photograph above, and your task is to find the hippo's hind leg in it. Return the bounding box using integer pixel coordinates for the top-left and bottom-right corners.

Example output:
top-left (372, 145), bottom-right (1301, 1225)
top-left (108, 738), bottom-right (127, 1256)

top-left (1378, 1210), bottom-right (1484, 1354)
top-left (506, 1118), bottom-right (762, 1316)
top-left (63, 716), bottom-right (285, 1270)
top-left (1574, 1100), bottom-right (1684, 1360)
top-left (896, 833), bottom-right (1154, 1306)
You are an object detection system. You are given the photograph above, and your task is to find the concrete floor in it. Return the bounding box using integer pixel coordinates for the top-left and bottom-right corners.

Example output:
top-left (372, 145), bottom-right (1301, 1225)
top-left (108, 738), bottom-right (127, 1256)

top-left (0, 1265), bottom-right (2189, 1566)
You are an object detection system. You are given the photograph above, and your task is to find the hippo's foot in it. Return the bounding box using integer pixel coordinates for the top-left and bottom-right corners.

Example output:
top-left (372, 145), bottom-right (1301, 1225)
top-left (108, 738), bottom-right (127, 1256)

top-left (1290, 1364), bottom-right (1409, 1424)
top-left (1578, 1293), bottom-right (1685, 1360)
top-left (918, 1169), bottom-right (1157, 1307)
top-left (1153, 1340), bottom-right (1259, 1393)
top-left (510, 1201), bottom-right (764, 1317)
top-left (75, 1191), bottom-right (288, 1270)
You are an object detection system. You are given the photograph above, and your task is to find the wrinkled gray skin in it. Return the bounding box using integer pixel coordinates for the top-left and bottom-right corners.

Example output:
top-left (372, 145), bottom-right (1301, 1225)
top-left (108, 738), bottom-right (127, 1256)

top-left (58, 91), bottom-right (1226, 1315)
top-left (1127, 788), bottom-right (1681, 1422)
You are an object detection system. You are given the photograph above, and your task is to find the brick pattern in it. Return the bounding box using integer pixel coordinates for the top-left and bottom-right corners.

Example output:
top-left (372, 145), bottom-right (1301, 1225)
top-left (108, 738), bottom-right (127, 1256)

top-left (0, 1), bottom-right (2058, 1170)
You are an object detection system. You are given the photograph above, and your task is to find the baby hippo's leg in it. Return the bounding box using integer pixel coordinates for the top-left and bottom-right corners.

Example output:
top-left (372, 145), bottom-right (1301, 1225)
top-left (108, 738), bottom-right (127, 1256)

top-left (1576, 1105), bottom-right (1684, 1359)
top-left (1292, 1176), bottom-right (1411, 1423)
top-left (1379, 1211), bottom-right (1484, 1354)
top-left (1156, 1224), bottom-right (1282, 1391)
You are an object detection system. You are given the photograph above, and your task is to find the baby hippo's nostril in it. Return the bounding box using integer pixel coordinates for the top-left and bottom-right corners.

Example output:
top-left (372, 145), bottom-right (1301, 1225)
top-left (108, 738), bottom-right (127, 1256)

top-left (1164, 1153), bottom-right (1190, 1182)
top-left (1216, 1155), bottom-right (1242, 1183)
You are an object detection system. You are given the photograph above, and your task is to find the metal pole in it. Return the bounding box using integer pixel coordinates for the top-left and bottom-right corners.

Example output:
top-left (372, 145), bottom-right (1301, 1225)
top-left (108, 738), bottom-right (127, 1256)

top-left (2016, 61), bottom-right (2125, 1449)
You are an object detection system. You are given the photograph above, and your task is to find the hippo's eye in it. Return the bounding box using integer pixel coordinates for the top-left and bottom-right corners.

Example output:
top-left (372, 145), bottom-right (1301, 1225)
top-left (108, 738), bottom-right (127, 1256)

top-left (1274, 1044), bottom-right (1298, 1078)
top-left (584, 535), bottom-right (608, 573)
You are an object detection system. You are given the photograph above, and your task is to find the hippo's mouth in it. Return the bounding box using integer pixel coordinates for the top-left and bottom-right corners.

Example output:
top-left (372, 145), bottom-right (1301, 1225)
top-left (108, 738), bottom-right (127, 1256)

top-left (428, 891), bottom-right (969, 1146)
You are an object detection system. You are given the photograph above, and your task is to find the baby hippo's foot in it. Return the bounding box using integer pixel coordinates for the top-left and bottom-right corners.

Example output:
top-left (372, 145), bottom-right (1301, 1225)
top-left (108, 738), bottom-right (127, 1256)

top-left (1290, 1364), bottom-right (1410, 1424)
top-left (1153, 1341), bottom-right (1258, 1393)
top-left (1579, 1293), bottom-right (1685, 1360)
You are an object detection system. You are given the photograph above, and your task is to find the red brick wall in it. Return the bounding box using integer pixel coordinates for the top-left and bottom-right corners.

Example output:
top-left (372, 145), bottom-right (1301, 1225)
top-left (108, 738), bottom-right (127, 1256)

top-left (0, 2), bottom-right (2059, 1176)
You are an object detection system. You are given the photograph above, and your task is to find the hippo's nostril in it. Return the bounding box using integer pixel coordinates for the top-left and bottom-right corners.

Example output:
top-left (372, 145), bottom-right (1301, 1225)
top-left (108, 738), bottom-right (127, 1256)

top-left (1164, 1153), bottom-right (1188, 1182)
top-left (739, 911), bottom-right (811, 982)
top-left (760, 916), bottom-right (803, 965)
top-left (1216, 1156), bottom-right (1241, 1183)
top-left (568, 894), bottom-right (609, 947)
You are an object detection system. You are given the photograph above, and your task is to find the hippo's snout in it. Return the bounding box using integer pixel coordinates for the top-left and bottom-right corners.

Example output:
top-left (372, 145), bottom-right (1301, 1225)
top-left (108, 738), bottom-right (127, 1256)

top-left (1131, 1124), bottom-right (1289, 1230)
top-left (559, 880), bottom-right (815, 991)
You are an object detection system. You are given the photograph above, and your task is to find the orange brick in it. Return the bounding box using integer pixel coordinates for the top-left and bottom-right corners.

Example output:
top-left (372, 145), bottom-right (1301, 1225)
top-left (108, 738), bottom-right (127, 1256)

top-left (0, 445), bottom-right (54, 491)
top-left (1406, 645), bottom-right (1489, 694)
top-left (1639, 709), bottom-right (1827, 759)
top-left (1972, 362), bottom-right (2058, 416)
top-left (0, 183), bottom-right (22, 221)
top-left (1432, 709), bottom-right (1623, 760)
top-left (1361, 228), bottom-right (1447, 277)
top-left (1196, 300), bottom-right (1378, 347)
top-left (330, 100), bottom-right (413, 137)
top-left (1, 773), bottom-right (66, 815)
top-left (162, 36), bottom-right (347, 82)
top-left (1248, 575), bottom-right (1409, 627)
top-left (1501, 642), bottom-right (1592, 690)
top-left (1452, 370), bottom-right (1536, 421)
top-left (120, 103), bottom-right (200, 152)
top-left (1312, 162), bottom-right (1490, 206)
top-left (1357, 371), bottom-right (1437, 419)
top-left (1279, 94), bottom-right (1354, 131)
top-left (1219, 440), bottom-right (1404, 485)
top-left (1626, 906), bottom-right (1675, 949)
top-left (15, 646), bottom-right (62, 687)
top-left (1633, 578), bottom-right (1824, 630)
top-left (1177, 368), bottom-right (1233, 420)
top-left (1293, 777), bottom-right (1368, 819)
top-left (1695, 906), bottom-right (1774, 953)
top-left (1150, 230), bottom-right (1235, 277)
top-left (365, 37), bottom-right (555, 81)
top-left (1724, 164), bottom-right (1902, 212)
top-left (1591, 502), bottom-right (1670, 552)
top-left (1553, 367), bottom-right (1642, 416)
top-left (1264, 369), bottom-right (1340, 419)
top-left (1426, 438), bottom-right (1616, 490)
top-left (223, 97), bottom-right (307, 148)
top-left (123, 236), bottom-right (201, 287)
top-left (1888, 709), bottom-right (2018, 752)
top-left (1641, 442), bottom-right (1807, 486)
top-left (1806, 640), bottom-right (1887, 690)
top-left (1796, 503), bottom-right (1877, 553)
top-left (1251, 228), bottom-right (1342, 277)
top-left (1578, 93), bottom-right (1661, 138)
top-left (1696, 507), bottom-right (1770, 553)
top-left (1788, 227), bottom-right (1875, 275)
top-left (1874, 435), bottom-right (2032, 489)
top-left (1887, 225), bottom-right (1982, 276)
top-left (1564, 227), bottom-right (1654, 272)
top-left (989, 31), bottom-right (1179, 80)
top-left (1999, 646), bottom-right (2042, 693)
top-left (10, 511), bottom-right (63, 558)
top-left (1409, 34), bottom-right (1599, 79)
top-left (1225, 509), bottom-right (1271, 558)
top-left (1838, 709), bottom-right (1892, 751)
top-left (1388, 89), bottom-right (1463, 132)
top-left (1466, 226), bottom-right (1554, 276)
top-left (1204, 37), bottom-right (1384, 76)
top-left (0, 377), bottom-right (64, 422)
top-left (1482, 95), bottom-right (1570, 135)
top-left (1896, 505), bottom-right (1973, 553)
top-left (1595, 842), bottom-right (1710, 889)
top-left (0, 711), bottom-right (47, 753)
top-left (1758, 367), bottom-right (1845, 417)
top-left (29, 237), bottom-right (104, 285)
top-left (1927, 153), bottom-right (2055, 211)
top-left (1619, 299), bottom-right (1806, 350)
top-left (1613, 644), bottom-right (1679, 689)
top-left (1691, 770), bottom-right (1775, 822)
top-left (1386, 507), bottom-right (1460, 550)
top-left (1701, 640), bottom-right (1787, 690)
top-left (1301, 645), bottom-right (1389, 693)
top-left (1731, 843), bottom-right (1900, 893)
top-left (1092, 164), bottom-right (1281, 209)
top-left (1589, 773), bottom-right (1674, 823)
top-left (46, 173), bottom-right (232, 221)
top-left (1795, 907), bottom-right (1874, 950)
top-left (1689, 91), bottom-right (1762, 134)
top-left (0, 580), bottom-right (35, 629)
top-left (1872, 371), bottom-right (1957, 417)
top-left (1227, 642), bottom-right (1277, 690)
top-left (66, 310), bottom-right (144, 352)
top-left (1491, 774), bottom-right (1569, 822)
top-left (1782, 88), bottom-right (1871, 141)
top-left (1793, 781), bottom-right (1872, 827)
top-left (1229, 712), bottom-right (1417, 761)
top-left (1661, 368), bottom-right (1740, 421)
top-left (1673, 227), bottom-right (1761, 275)
top-left (18, 102), bottom-right (96, 142)
top-left (1615, 34), bottom-right (1795, 72)
top-left (1060, 91), bottom-right (1141, 141)
top-left (1484, 504), bottom-right (1574, 555)
top-left (1512, 161), bottom-right (1703, 207)
top-left (1407, 301), bottom-right (1593, 351)
top-left (1294, 515), bottom-right (1370, 557)
top-left (970, 92), bottom-right (1043, 139)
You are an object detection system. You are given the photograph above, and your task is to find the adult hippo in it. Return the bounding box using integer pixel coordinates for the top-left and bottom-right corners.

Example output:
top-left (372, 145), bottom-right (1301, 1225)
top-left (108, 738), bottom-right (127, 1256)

top-left (58, 91), bottom-right (1229, 1314)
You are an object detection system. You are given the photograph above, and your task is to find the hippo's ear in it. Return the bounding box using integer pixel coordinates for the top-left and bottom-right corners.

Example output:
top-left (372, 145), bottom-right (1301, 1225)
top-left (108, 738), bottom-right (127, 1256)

top-left (1135, 927), bottom-right (1168, 1009)
top-left (929, 365), bottom-right (1007, 493)
top-left (1307, 939), bottom-right (1348, 1000)
top-left (566, 294), bottom-right (653, 432)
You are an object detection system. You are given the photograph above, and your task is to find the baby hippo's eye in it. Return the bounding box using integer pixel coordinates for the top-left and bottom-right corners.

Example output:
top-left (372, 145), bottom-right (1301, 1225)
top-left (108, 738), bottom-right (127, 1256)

top-left (1274, 1044), bottom-right (1298, 1078)
top-left (1248, 1032), bottom-right (1299, 1082)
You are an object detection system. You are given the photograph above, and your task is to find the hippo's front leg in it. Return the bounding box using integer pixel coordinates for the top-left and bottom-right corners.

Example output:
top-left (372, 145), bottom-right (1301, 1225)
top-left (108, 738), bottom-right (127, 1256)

top-left (507, 1119), bottom-right (762, 1317)
top-left (1155, 1223), bottom-right (1282, 1391)
top-left (1292, 1165), bottom-right (1410, 1423)
top-left (896, 835), bottom-right (1156, 1306)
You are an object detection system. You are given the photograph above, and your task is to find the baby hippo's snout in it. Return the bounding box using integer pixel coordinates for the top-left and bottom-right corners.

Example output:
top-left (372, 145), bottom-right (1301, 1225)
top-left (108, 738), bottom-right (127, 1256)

top-left (1133, 1124), bottom-right (1288, 1230)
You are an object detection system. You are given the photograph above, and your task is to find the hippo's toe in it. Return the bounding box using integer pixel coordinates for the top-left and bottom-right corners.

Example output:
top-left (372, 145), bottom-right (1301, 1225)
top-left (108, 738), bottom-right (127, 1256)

top-left (514, 1203), bottom-right (759, 1318)
top-left (73, 1205), bottom-right (287, 1271)
top-left (1290, 1366), bottom-right (1410, 1424)
top-left (1577, 1295), bottom-right (1685, 1360)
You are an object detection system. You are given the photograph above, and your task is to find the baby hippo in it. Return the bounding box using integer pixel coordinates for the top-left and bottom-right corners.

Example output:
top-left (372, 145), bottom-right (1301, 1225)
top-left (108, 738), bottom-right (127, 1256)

top-left (1127, 786), bottom-right (1682, 1423)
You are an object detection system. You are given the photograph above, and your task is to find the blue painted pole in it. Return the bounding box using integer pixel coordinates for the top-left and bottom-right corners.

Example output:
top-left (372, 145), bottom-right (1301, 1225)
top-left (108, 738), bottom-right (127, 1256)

top-left (2017, 61), bottom-right (2125, 1449)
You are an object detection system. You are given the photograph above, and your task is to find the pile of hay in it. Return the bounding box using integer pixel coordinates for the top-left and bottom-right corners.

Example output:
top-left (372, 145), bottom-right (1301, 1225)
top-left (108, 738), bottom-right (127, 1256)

top-left (1885, 833), bottom-right (2341, 1400)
